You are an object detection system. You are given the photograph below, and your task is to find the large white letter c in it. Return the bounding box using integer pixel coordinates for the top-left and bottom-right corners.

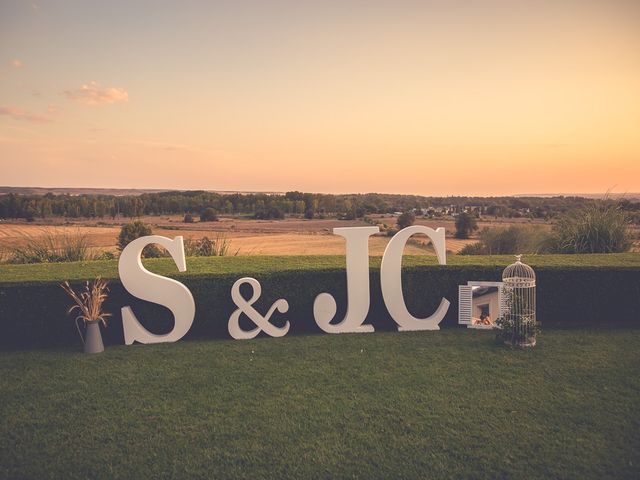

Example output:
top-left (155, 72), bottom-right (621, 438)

top-left (380, 226), bottom-right (450, 331)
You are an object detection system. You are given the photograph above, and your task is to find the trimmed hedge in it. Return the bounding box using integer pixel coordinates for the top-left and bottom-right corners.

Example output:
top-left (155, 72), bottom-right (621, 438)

top-left (2, 253), bottom-right (639, 283)
top-left (1, 255), bottom-right (639, 349)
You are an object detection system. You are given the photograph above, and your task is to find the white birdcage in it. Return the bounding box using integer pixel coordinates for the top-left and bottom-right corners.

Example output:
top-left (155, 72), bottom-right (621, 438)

top-left (499, 255), bottom-right (537, 347)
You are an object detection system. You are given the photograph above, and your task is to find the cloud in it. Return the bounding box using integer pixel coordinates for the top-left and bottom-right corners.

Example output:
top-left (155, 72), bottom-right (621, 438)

top-left (0, 106), bottom-right (53, 123)
top-left (63, 81), bottom-right (129, 106)
top-left (132, 140), bottom-right (211, 154)
top-left (11, 59), bottom-right (23, 68)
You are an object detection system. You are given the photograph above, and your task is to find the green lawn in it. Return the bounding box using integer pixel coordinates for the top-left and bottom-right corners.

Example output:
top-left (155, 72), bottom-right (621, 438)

top-left (1, 329), bottom-right (638, 479)
top-left (1, 252), bottom-right (639, 284)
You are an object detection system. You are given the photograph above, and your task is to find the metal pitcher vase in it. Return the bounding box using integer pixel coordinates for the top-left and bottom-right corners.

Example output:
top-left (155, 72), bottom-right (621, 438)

top-left (78, 320), bottom-right (104, 354)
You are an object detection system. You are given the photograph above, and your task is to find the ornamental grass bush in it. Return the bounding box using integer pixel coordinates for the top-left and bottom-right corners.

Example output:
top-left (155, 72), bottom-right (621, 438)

top-left (8, 230), bottom-right (95, 264)
top-left (549, 201), bottom-right (633, 254)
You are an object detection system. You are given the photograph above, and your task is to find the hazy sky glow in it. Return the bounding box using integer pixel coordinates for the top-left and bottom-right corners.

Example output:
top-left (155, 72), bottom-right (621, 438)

top-left (1, 0), bottom-right (639, 195)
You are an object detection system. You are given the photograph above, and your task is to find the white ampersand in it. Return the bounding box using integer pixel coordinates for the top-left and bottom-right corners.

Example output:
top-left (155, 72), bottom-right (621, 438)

top-left (228, 277), bottom-right (290, 340)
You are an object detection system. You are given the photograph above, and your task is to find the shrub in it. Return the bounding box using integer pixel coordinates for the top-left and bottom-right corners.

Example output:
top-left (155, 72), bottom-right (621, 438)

top-left (255, 207), bottom-right (284, 220)
top-left (458, 242), bottom-right (486, 255)
top-left (549, 202), bottom-right (632, 253)
top-left (495, 287), bottom-right (539, 347)
top-left (97, 251), bottom-right (115, 261)
top-left (304, 209), bottom-right (314, 220)
top-left (183, 235), bottom-right (238, 257)
top-left (200, 208), bottom-right (219, 222)
top-left (183, 214), bottom-right (194, 223)
top-left (459, 226), bottom-right (551, 255)
top-left (117, 221), bottom-right (161, 258)
top-left (495, 310), bottom-right (539, 346)
top-left (397, 211), bottom-right (415, 230)
top-left (454, 212), bottom-right (478, 239)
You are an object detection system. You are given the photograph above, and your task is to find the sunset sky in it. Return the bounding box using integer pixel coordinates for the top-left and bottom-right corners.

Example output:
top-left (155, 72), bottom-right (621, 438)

top-left (1, 0), bottom-right (639, 196)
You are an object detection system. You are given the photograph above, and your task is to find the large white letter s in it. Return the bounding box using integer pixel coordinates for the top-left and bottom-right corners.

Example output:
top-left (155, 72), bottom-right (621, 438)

top-left (118, 235), bottom-right (195, 345)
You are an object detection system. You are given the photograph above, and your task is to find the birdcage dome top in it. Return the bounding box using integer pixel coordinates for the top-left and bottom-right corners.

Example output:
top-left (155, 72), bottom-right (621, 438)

top-left (502, 255), bottom-right (536, 286)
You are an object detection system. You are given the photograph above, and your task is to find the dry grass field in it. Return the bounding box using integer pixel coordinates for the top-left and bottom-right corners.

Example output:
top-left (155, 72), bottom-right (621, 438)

top-left (1, 214), bottom-right (636, 257)
top-left (0, 215), bottom-right (478, 257)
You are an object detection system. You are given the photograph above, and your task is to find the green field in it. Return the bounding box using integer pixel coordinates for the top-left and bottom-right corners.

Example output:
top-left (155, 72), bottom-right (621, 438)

top-left (1, 329), bottom-right (639, 479)
top-left (1, 252), bottom-right (639, 284)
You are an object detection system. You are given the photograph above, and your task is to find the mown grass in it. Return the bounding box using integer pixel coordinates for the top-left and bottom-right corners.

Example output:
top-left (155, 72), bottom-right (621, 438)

top-left (1, 329), bottom-right (638, 479)
top-left (0, 253), bottom-right (638, 284)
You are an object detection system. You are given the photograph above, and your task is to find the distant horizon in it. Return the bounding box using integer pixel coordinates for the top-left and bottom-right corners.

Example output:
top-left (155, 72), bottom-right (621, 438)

top-left (1, 184), bottom-right (638, 200)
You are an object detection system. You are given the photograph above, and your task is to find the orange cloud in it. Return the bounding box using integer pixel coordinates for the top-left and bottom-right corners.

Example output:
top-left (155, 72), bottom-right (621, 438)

top-left (63, 81), bottom-right (128, 106)
top-left (46, 104), bottom-right (60, 115)
top-left (0, 106), bottom-right (52, 123)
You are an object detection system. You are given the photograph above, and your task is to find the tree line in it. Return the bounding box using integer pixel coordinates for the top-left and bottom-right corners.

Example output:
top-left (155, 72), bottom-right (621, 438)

top-left (0, 190), bottom-right (638, 222)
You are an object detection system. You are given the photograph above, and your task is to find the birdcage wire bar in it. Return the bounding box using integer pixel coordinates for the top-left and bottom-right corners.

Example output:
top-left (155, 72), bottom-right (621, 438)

top-left (499, 255), bottom-right (537, 347)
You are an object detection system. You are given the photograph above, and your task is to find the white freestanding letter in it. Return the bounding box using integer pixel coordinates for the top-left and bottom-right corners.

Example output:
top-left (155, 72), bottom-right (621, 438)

top-left (313, 226), bottom-right (378, 333)
top-left (118, 235), bottom-right (195, 345)
top-left (380, 226), bottom-right (450, 331)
